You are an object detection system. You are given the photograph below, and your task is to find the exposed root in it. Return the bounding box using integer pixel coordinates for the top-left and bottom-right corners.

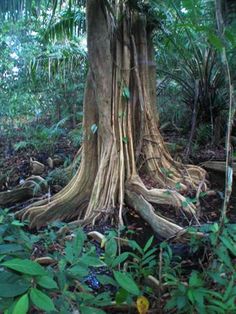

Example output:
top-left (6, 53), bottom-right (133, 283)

top-left (17, 168), bottom-right (91, 228)
top-left (127, 175), bottom-right (198, 217)
top-left (142, 127), bottom-right (207, 191)
top-left (17, 166), bottom-right (205, 232)
top-left (125, 190), bottom-right (184, 239)
top-left (0, 176), bottom-right (47, 206)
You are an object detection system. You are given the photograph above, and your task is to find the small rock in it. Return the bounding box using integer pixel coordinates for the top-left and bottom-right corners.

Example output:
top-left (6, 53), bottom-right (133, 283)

top-left (30, 159), bottom-right (45, 175)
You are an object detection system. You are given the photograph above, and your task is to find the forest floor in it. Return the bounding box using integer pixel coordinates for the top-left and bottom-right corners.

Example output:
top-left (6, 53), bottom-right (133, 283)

top-left (0, 127), bottom-right (236, 238)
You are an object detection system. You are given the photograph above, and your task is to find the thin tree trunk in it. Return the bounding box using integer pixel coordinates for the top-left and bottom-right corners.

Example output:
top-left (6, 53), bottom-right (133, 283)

top-left (185, 79), bottom-right (199, 160)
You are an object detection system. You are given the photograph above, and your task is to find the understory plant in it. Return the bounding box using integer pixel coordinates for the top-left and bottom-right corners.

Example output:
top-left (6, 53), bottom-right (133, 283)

top-left (0, 209), bottom-right (157, 314)
top-left (14, 118), bottom-right (68, 155)
top-left (1, 209), bottom-right (236, 313)
top-left (163, 222), bottom-right (236, 313)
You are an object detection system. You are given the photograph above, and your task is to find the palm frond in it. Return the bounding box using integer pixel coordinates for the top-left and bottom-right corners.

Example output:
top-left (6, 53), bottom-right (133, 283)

top-left (29, 38), bottom-right (87, 81)
top-left (44, 6), bottom-right (85, 42)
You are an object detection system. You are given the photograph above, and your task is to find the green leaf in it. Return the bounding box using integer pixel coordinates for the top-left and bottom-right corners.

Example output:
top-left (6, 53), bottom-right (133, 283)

top-left (175, 182), bottom-right (181, 190)
top-left (0, 244), bottom-right (23, 254)
top-left (68, 264), bottom-right (89, 278)
top-left (208, 33), bottom-right (223, 50)
top-left (210, 222), bottom-right (219, 233)
top-left (91, 123), bottom-right (98, 134)
top-left (216, 245), bottom-right (232, 269)
top-left (11, 220), bottom-right (25, 226)
top-left (77, 292), bottom-right (94, 302)
top-left (122, 87), bottom-right (130, 100)
top-left (13, 294), bottom-right (29, 314)
top-left (64, 242), bottom-right (74, 264)
top-left (128, 240), bottom-right (143, 254)
top-left (80, 255), bottom-right (105, 267)
top-left (56, 270), bottom-right (67, 291)
top-left (187, 289), bottom-right (195, 304)
top-left (94, 292), bottom-right (112, 306)
top-left (143, 247), bottom-right (157, 260)
top-left (192, 289), bottom-right (205, 308)
top-left (177, 296), bottom-right (187, 310)
top-left (222, 277), bottom-right (234, 302)
top-left (140, 254), bottom-right (156, 267)
top-left (143, 236), bottom-right (154, 253)
top-left (182, 201), bottom-right (189, 208)
top-left (209, 299), bottom-right (227, 310)
top-left (30, 288), bottom-right (56, 312)
top-left (36, 276), bottom-right (58, 290)
top-left (105, 238), bottom-right (117, 259)
top-left (220, 236), bottom-right (236, 256)
top-left (96, 275), bottom-right (117, 287)
top-left (225, 296), bottom-right (236, 309)
top-left (2, 258), bottom-right (46, 276)
top-left (199, 192), bottom-right (207, 198)
top-left (0, 270), bottom-right (21, 283)
top-left (189, 272), bottom-right (203, 287)
top-left (165, 297), bottom-right (177, 310)
top-left (113, 271), bottom-right (140, 296)
top-left (225, 29), bottom-right (236, 46)
top-left (0, 281), bottom-right (30, 298)
top-left (122, 136), bottom-right (128, 144)
top-left (182, 0), bottom-right (194, 10)
top-left (112, 252), bottom-right (129, 268)
top-left (74, 228), bottom-right (86, 256)
top-left (206, 305), bottom-right (225, 314)
top-left (115, 288), bottom-right (129, 304)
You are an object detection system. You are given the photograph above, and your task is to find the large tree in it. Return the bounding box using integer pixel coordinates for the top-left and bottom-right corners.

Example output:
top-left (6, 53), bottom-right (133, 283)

top-left (19, 0), bottom-right (207, 237)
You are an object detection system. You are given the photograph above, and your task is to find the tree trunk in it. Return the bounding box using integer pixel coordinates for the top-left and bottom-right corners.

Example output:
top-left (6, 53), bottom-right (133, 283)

top-left (19, 0), bottom-right (206, 237)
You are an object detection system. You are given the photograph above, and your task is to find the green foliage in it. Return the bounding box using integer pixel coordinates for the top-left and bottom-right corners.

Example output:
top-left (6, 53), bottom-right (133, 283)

top-left (163, 223), bottom-right (236, 313)
top-left (30, 288), bottom-right (56, 312)
top-left (113, 271), bottom-right (140, 296)
top-left (122, 87), bottom-right (130, 100)
top-left (1, 209), bottom-right (236, 313)
top-left (90, 123), bottom-right (98, 135)
top-left (127, 236), bottom-right (157, 280)
top-left (0, 210), bottom-right (159, 313)
top-left (12, 294), bottom-right (29, 314)
top-left (2, 258), bottom-right (46, 276)
top-left (47, 167), bottom-right (72, 187)
top-left (14, 118), bottom-right (68, 154)
top-left (68, 126), bottom-right (83, 147)
top-left (154, 0), bottom-right (235, 144)
top-left (196, 123), bottom-right (212, 145)
top-left (0, 210), bottom-right (57, 313)
top-left (0, 9), bottom-right (86, 143)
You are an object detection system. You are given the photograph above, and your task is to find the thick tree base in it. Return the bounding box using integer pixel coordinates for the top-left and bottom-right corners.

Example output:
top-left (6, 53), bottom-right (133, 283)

top-left (17, 165), bottom-right (206, 239)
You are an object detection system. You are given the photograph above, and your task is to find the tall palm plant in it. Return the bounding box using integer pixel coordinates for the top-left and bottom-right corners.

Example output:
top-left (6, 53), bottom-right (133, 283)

top-left (153, 0), bottom-right (228, 156)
